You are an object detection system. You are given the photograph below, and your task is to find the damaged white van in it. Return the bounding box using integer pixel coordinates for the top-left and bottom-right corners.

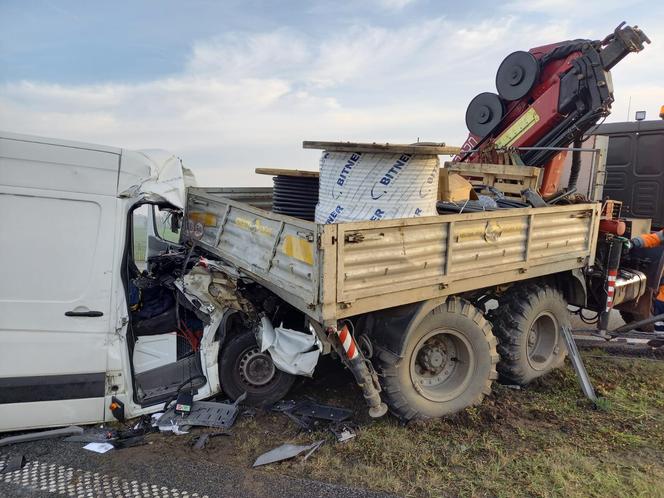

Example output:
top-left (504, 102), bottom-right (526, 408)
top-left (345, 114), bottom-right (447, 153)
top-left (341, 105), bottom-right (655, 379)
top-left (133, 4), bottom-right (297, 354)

top-left (0, 132), bottom-right (301, 432)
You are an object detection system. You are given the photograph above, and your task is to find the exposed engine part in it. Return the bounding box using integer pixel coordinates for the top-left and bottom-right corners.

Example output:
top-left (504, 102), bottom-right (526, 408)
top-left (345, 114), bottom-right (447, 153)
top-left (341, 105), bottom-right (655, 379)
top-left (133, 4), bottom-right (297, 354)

top-left (178, 258), bottom-right (255, 318)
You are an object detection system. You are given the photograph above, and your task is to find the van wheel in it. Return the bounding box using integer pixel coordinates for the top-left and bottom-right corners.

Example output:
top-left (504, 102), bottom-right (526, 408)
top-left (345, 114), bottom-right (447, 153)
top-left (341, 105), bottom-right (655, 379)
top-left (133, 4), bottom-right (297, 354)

top-left (219, 330), bottom-right (295, 406)
top-left (377, 298), bottom-right (498, 421)
top-left (489, 284), bottom-right (569, 385)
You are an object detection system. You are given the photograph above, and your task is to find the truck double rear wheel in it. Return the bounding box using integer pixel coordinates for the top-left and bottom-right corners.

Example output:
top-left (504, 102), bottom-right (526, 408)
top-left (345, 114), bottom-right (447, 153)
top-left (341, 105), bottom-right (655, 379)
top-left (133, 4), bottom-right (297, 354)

top-left (489, 284), bottom-right (569, 385)
top-left (377, 298), bottom-right (498, 421)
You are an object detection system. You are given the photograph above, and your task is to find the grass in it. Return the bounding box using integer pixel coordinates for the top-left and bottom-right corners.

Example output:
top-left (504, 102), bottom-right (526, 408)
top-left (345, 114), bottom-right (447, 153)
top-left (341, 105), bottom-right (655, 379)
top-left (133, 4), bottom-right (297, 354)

top-left (197, 350), bottom-right (664, 498)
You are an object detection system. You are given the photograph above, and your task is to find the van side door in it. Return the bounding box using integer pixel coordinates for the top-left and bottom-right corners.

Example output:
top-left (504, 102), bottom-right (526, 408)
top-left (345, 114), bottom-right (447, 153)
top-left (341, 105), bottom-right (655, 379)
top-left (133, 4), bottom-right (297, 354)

top-left (0, 135), bottom-right (119, 431)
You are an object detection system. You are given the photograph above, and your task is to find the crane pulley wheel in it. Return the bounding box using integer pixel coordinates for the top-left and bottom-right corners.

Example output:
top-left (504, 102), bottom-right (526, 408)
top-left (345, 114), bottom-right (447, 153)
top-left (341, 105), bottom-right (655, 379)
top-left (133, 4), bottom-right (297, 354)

top-left (465, 92), bottom-right (505, 138)
top-left (495, 51), bottom-right (540, 101)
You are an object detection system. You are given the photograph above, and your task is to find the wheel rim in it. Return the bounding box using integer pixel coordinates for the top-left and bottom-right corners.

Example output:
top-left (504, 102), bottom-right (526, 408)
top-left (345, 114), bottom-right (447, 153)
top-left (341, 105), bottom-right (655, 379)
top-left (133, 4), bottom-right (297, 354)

top-left (526, 312), bottom-right (559, 371)
top-left (238, 346), bottom-right (276, 388)
top-left (409, 329), bottom-right (475, 402)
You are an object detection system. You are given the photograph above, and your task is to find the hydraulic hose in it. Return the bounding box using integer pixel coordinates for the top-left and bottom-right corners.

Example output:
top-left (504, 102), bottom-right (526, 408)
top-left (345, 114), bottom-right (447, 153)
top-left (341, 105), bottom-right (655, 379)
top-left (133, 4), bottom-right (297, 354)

top-left (568, 138), bottom-right (582, 190)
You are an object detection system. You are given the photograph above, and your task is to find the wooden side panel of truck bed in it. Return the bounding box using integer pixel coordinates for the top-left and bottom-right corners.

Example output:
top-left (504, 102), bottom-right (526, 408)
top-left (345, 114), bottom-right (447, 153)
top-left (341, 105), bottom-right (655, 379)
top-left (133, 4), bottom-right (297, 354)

top-left (185, 188), bottom-right (600, 325)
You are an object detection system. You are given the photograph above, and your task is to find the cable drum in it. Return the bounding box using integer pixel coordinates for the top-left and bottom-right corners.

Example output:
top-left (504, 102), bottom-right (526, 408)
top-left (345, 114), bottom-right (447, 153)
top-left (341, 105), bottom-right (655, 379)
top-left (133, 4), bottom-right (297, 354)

top-left (272, 175), bottom-right (319, 221)
top-left (315, 151), bottom-right (439, 224)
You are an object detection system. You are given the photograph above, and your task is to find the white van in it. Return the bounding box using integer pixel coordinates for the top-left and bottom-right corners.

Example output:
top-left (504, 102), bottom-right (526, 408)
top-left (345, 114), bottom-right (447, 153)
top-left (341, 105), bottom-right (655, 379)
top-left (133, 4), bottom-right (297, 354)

top-left (0, 132), bottom-right (294, 432)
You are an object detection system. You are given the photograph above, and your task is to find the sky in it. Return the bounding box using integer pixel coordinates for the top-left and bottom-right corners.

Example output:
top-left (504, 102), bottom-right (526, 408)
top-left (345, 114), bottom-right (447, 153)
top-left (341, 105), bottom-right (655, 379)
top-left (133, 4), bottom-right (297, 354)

top-left (1, 0), bottom-right (662, 186)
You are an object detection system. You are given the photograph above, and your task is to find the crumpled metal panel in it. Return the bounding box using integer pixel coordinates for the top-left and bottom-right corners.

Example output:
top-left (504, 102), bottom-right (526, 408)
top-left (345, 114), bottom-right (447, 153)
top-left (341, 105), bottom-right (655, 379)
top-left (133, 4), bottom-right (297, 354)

top-left (185, 189), bottom-right (318, 305)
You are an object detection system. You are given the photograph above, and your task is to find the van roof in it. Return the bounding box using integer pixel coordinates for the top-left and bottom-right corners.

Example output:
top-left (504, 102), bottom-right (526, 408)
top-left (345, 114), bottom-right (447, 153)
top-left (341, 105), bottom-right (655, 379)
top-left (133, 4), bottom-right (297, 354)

top-left (0, 131), bottom-right (184, 205)
top-left (0, 130), bottom-right (123, 155)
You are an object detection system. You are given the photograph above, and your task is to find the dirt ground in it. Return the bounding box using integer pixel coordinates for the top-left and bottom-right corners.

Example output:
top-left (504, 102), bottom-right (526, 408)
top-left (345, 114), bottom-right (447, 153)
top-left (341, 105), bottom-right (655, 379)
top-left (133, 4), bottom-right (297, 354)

top-left (112, 347), bottom-right (664, 498)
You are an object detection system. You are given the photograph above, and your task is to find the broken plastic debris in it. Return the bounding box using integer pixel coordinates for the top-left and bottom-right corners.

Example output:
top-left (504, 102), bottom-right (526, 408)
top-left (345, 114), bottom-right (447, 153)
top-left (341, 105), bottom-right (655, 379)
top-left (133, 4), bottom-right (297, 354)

top-left (83, 442), bottom-right (114, 454)
top-left (253, 440), bottom-right (324, 467)
top-left (330, 425), bottom-right (356, 443)
top-left (159, 422), bottom-right (189, 435)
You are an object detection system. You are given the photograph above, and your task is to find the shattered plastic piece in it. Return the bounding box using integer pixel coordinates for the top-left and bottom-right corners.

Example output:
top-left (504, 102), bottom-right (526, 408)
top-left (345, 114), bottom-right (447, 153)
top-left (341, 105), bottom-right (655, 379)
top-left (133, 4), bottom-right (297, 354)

top-left (329, 425), bottom-right (356, 443)
top-left (271, 400), bottom-right (298, 413)
top-left (83, 442), bottom-right (114, 454)
top-left (290, 400), bottom-right (352, 422)
top-left (283, 412), bottom-right (316, 432)
top-left (158, 394), bottom-right (246, 431)
top-left (111, 436), bottom-right (146, 449)
top-left (258, 316), bottom-right (321, 376)
top-left (0, 426), bottom-right (84, 447)
top-left (253, 440), bottom-right (325, 467)
top-left (159, 423), bottom-right (189, 435)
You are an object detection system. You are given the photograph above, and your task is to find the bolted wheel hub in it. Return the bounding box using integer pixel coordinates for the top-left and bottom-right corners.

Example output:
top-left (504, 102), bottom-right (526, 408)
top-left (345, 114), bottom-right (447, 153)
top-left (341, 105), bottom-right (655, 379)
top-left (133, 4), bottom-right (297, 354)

top-left (420, 345), bottom-right (446, 373)
top-left (410, 329), bottom-right (475, 402)
top-left (526, 312), bottom-right (559, 371)
top-left (238, 347), bottom-right (276, 387)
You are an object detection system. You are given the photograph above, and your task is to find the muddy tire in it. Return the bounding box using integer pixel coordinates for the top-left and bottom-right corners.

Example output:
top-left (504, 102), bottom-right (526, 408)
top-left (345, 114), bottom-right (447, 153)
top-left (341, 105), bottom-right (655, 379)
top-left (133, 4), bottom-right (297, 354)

top-left (490, 284), bottom-right (569, 385)
top-left (220, 330), bottom-right (295, 406)
top-left (376, 298), bottom-right (498, 421)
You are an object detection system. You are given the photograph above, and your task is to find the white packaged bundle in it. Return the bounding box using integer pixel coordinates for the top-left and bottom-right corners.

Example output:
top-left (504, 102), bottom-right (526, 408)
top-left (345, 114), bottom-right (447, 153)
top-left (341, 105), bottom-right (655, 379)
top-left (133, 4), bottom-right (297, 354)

top-left (315, 151), bottom-right (439, 224)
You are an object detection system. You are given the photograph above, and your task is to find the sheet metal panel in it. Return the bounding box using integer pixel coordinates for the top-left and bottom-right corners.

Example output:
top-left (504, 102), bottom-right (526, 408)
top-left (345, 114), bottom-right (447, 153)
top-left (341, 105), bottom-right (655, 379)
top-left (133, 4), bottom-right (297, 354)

top-left (185, 189), bottom-right (318, 305)
top-left (337, 204), bottom-right (599, 305)
top-left (339, 223), bottom-right (447, 300)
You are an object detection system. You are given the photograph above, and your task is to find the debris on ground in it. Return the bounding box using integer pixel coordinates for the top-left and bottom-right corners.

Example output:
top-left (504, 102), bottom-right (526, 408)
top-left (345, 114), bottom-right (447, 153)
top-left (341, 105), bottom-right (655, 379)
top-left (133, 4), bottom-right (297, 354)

top-left (83, 442), bottom-right (115, 454)
top-left (0, 454), bottom-right (25, 473)
top-left (192, 432), bottom-right (231, 450)
top-left (272, 399), bottom-right (353, 432)
top-left (253, 440), bottom-right (324, 467)
top-left (158, 393), bottom-right (246, 432)
top-left (64, 428), bottom-right (116, 443)
top-left (0, 426), bottom-right (83, 447)
top-left (329, 424), bottom-right (357, 443)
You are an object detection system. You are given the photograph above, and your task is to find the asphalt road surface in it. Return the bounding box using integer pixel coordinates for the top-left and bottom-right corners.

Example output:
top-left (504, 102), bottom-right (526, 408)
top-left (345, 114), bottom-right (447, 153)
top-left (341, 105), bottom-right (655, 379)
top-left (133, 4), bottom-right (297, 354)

top-left (0, 438), bottom-right (394, 498)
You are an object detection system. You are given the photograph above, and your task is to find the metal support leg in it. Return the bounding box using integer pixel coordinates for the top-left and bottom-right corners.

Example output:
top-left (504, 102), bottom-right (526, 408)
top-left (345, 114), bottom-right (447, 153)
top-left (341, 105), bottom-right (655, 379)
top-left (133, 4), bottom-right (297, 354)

top-left (328, 325), bottom-right (388, 418)
top-left (561, 325), bottom-right (597, 404)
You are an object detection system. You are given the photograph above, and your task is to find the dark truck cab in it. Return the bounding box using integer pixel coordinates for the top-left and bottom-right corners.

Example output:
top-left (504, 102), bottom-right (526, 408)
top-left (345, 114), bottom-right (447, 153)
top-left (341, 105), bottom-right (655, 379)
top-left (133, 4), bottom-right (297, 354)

top-left (593, 120), bottom-right (664, 229)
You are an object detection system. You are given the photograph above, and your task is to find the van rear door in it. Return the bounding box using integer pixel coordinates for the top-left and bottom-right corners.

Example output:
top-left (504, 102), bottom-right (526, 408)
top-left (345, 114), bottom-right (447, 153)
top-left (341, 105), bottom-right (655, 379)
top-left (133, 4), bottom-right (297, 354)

top-left (0, 134), bottom-right (120, 431)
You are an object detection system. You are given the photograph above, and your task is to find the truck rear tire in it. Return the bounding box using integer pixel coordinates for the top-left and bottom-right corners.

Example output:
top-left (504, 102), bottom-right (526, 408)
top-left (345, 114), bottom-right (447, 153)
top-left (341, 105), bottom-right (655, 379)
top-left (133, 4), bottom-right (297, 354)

top-left (490, 284), bottom-right (569, 385)
top-left (376, 298), bottom-right (498, 421)
top-left (219, 330), bottom-right (295, 406)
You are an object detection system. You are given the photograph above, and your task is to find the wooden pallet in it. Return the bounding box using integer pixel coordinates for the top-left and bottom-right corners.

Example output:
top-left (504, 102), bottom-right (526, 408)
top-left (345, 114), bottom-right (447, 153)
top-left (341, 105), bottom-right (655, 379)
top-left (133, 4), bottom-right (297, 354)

top-left (444, 162), bottom-right (541, 199)
top-left (255, 167), bottom-right (319, 178)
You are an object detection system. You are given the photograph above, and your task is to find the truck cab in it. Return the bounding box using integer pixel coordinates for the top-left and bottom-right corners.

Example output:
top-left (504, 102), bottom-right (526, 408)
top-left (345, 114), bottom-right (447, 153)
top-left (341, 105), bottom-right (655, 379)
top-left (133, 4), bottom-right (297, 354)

top-left (0, 131), bottom-right (222, 432)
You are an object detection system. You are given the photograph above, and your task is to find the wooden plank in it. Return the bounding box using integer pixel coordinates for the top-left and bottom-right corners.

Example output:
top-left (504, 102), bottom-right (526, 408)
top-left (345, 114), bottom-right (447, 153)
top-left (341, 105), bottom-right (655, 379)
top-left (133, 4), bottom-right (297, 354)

top-left (303, 141), bottom-right (460, 156)
top-left (446, 161), bottom-right (541, 177)
top-left (255, 167), bottom-right (319, 178)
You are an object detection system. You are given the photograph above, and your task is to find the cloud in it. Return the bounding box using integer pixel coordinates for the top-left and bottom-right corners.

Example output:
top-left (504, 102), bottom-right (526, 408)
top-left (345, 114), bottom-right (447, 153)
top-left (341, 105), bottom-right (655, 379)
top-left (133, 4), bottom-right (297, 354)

top-left (0, 14), bottom-right (659, 186)
top-left (372, 0), bottom-right (417, 10)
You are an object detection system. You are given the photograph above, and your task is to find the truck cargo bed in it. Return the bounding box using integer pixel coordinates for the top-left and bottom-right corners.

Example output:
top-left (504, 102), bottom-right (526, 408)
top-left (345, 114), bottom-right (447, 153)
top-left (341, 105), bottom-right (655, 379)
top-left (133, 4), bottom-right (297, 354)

top-left (185, 187), bottom-right (600, 325)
